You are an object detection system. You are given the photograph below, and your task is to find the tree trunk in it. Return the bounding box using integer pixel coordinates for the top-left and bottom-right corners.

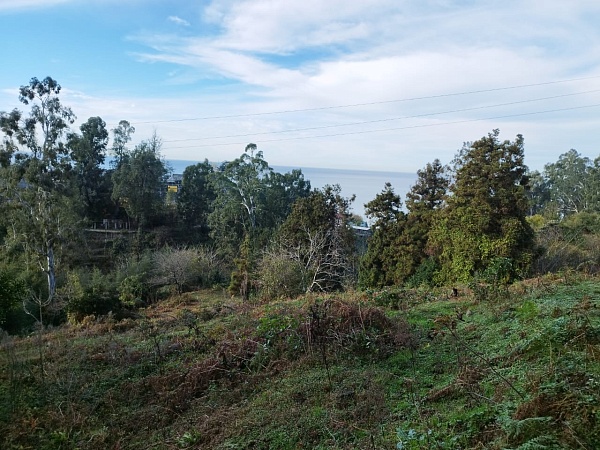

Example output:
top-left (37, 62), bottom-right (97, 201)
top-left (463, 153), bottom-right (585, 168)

top-left (46, 243), bottom-right (57, 302)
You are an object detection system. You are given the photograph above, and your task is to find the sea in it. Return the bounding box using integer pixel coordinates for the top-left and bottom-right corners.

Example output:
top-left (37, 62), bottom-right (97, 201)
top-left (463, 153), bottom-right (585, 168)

top-left (167, 160), bottom-right (417, 221)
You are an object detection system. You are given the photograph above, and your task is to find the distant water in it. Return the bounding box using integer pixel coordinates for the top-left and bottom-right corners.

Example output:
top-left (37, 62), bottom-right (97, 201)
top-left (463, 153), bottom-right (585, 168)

top-left (167, 160), bottom-right (417, 220)
top-left (276, 166), bottom-right (416, 219)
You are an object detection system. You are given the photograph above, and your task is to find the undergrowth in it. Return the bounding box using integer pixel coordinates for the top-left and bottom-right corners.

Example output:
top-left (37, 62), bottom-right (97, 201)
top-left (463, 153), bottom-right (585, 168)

top-left (1, 275), bottom-right (599, 449)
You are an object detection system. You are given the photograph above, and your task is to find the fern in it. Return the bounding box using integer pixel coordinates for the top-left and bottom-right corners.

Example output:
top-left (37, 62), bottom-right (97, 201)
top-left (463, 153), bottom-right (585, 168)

top-left (513, 434), bottom-right (562, 450)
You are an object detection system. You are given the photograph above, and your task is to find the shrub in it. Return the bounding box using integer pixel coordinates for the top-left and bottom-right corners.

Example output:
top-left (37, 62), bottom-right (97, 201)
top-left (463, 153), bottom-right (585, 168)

top-left (0, 268), bottom-right (28, 332)
top-left (63, 269), bottom-right (120, 323)
top-left (196, 246), bottom-right (227, 287)
top-left (115, 252), bottom-right (155, 302)
top-left (534, 221), bottom-right (600, 275)
top-left (257, 249), bottom-right (305, 300)
top-left (118, 275), bottom-right (145, 308)
top-left (151, 246), bottom-right (201, 294)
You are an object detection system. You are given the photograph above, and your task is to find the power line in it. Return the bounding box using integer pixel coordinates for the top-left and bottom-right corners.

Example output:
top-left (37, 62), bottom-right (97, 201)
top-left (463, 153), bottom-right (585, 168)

top-left (161, 103), bottom-right (600, 150)
top-left (162, 89), bottom-right (600, 143)
top-left (135, 74), bottom-right (600, 124)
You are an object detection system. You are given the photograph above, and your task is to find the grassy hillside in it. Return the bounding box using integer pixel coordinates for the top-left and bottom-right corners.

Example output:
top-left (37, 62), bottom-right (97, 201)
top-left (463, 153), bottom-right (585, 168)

top-left (1, 274), bottom-right (599, 449)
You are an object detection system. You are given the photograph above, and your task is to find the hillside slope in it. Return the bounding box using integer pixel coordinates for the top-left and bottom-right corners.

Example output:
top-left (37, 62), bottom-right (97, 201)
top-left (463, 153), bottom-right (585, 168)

top-left (1, 274), bottom-right (599, 449)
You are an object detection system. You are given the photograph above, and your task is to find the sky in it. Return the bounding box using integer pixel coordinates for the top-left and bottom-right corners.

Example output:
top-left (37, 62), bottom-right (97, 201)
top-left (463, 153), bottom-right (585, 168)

top-left (1, 0), bottom-right (599, 173)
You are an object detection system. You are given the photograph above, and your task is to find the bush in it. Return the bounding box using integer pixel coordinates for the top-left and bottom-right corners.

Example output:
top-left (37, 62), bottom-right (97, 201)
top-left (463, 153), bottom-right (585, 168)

top-left (0, 269), bottom-right (27, 327)
top-left (118, 275), bottom-right (145, 308)
top-left (534, 221), bottom-right (600, 275)
top-left (0, 268), bottom-right (28, 333)
top-left (257, 249), bottom-right (305, 300)
top-left (63, 269), bottom-right (120, 323)
top-left (115, 252), bottom-right (156, 302)
top-left (151, 246), bottom-right (201, 294)
top-left (197, 246), bottom-right (228, 287)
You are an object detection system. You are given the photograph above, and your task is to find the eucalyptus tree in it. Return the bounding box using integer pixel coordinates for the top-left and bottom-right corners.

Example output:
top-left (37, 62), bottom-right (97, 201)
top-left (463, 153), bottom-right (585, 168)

top-left (525, 169), bottom-right (552, 217)
top-left (176, 160), bottom-right (215, 242)
top-left (68, 116), bottom-right (111, 221)
top-left (0, 77), bottom-right (77, 302)
top-left (111, 133), bottom-right (168, 229)
top-left (111, 120), bottom-right (135, 167)
top-left (209, 144), bottom-right (311, 297)
top-left (543, 149), bottom-right (599, 217)
top-left (208, 144), bottom-right (311, 257)
top-left (208, 144), bottom-right (271, 261)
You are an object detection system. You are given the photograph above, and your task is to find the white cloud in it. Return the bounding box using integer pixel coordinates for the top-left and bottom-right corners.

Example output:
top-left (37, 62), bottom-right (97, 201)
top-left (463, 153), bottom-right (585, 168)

top-left (4, 0), bottom-right (600, 173)
top-left (124, 0), bottom-right (600, 171)
top-left (168, 15), bottom-right (190, 27)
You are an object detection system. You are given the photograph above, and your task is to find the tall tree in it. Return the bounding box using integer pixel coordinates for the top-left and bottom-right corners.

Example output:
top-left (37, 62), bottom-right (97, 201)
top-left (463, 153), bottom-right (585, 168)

top-left (360, 160), bottom-right (449, 288)
top-left (402, 159), bottom-right (449, 283)
top-left (525, 169), bottom-right (552, 217)
top-left (543, 149), bottom-right (598, 217)
top-left (208, 144), bottom-right (272, 259)
top-left (111, 133), bottom-right (167, 229)
top-left (68, 116), bottom-right (111, 221)
top-left (208, 144), bottom-right (311, 257)
top-left (0, 77), bottom-right (77, 302)
top-left (263, 169), bottom-right (311, 228)
top-left (405, 159), bottom-right (448, 214)
top-left (111, 120), bottom-right (135, 167)
top-left (359, 182), bottom-right (406, 288)
top-left (176, 160), bottom-right (215, 242)
top-left (276, 185), bottom-right (355, 292)
top-left (208, 144), bottom-right (312, 296)
top-left (429, 130), bottom-right (535, 284)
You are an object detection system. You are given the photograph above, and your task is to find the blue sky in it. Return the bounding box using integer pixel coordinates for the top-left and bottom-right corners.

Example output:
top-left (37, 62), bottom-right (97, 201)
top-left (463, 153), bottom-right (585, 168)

top-left (1, 0), bottom-right (599, 172)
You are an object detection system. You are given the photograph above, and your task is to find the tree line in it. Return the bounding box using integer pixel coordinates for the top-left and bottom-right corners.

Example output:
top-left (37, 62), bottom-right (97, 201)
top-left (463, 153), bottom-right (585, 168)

top-left (1, 77), bottom-right (599, 332)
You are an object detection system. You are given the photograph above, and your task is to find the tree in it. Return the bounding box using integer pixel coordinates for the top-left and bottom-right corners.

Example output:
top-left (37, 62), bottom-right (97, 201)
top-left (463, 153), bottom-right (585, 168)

top-left (402, 159), bottom-right (449, 285)
top-left (525, 169), bottom-right (552, 217)
top-left (263, 169), bottom-right (311, 228)
top-left (176, 160), bottom-right (215, 242)
top-left (0, 77), bottom-right (77, 302)
top-left (212, 144), bottom-right (271, 231)
top-left (430, 130), bottom-right (535, 284)
top-left (543, 149), bottom-right (598, 217)
top-left (359, 161), bottom-right (449, 288)
top-left (68, 116), bottom-right (111, 221)
top-left (0, 267), bottom-right (27, 328)
top-left (405, 159), bottom-right (448, 214)
top-left (275, 185), bottom-right (355, 292)
top-left (111, 120), bottom-right (135, 167)
top-left (359, 182), bottom-right (406, 288)
top-left (208, 144), bottom-right (311, 259)
top-left (111, 133), bottom-right (168, 229)
top-left (208, 145), bottom-right (271, 257)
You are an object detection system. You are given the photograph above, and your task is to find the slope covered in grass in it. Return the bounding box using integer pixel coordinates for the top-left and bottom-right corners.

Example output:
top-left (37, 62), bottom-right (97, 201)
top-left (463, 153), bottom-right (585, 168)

top-left (1, 274), bottom-right (599, 449)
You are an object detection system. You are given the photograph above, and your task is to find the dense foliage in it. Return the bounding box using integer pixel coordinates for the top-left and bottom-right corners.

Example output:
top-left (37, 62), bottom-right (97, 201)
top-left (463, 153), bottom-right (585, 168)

top-left (0, 76), bottom-right (598, 331)
top-left (430, 130), bottom-right (535, 284)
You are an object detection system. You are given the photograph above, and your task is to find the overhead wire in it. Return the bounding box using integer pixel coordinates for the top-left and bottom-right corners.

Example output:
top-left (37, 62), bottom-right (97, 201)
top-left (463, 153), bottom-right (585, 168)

top-left (134, 74), bottom-right (600, 124)
top-left (161, 103), bottom-right (600, 150)
top-left (162, 89), bottom-right (600, 143)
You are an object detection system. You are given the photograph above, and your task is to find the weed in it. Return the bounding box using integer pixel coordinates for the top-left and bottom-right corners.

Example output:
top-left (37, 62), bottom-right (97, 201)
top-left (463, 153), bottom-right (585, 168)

top-left (396, 427), bottom-right (450, 449)
top-left (176, 430), bottom-right (202, 448)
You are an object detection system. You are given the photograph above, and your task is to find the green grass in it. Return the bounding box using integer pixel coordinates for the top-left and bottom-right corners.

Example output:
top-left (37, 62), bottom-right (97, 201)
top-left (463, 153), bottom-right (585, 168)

top-left (1, 276), bottom-right (600, 449)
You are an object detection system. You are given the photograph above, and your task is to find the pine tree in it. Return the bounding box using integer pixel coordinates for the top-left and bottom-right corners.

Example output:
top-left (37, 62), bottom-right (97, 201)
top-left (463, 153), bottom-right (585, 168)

top-left (430, 130), bottom-right (535, 284)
